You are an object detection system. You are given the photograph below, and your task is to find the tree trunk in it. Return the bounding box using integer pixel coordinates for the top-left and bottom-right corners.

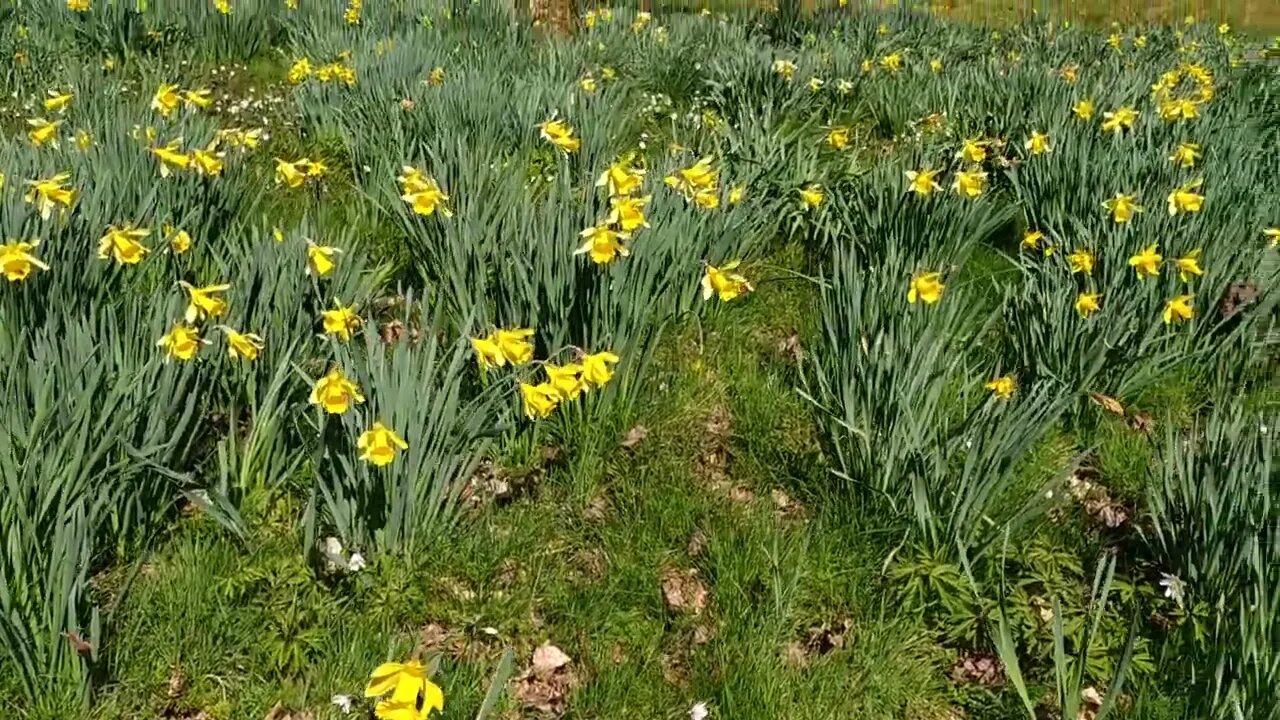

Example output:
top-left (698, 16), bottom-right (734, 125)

top-left (531, 0), bottom-right (576, 38)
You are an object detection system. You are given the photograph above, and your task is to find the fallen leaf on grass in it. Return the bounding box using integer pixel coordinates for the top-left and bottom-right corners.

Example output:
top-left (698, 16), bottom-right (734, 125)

top-left (584, 495), bottom-right (608, 522)
top-left (950, 651), bottom-right (1005, 686)
top-left (620, 425), bottom-right (649, 449)
top-left (513, 642), bottom-right (577, 717)
top-left (687, 531), bottom-right (707, 558)
top-left (661, 567), bottom-right (709, 615)
top-left (1087, 392), bottom-right (1124, 416)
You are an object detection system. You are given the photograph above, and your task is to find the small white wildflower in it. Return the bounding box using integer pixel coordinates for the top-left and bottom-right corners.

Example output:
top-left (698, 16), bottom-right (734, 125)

top-left (347, 552), bottom-right (366, 572)
top-left (331, 694), bottom-right (353, 714)
top-left (1159, 573), bottom-right (1186, 606)
top-left (690, 701), bottom-right (710, 720)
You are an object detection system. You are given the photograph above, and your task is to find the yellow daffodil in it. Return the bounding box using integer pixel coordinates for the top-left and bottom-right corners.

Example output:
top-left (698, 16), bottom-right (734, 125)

top-left (1128, 244), bottom-right (1163, 278)
top-left (1175, 248), bottom-right (1203, 282)
top-left (306, 241), bottom-right (341, 277)
top-left (580, 351), bottom-right (620, 388)
top-left (930, 58), bottom-right (943, 73)
top-left (907, 271), bottom-right (944, 305)
top-left (728, 185), bottom-right (746, 205)
top-left (608, 195), bottom-right (650, 233)
top-left (1024, 130), bottom-right (1051, 155)
top-left (835, 78), bottom-right (853, 94)
top-left (1075, 292), bottom-right (1101, 318)
top-left (799, 183), bottom-right (825, 210)
top-left (1167, 179), bottom-right (1205, 215)
top-left (192, 148), bottom-right (224, 177)
top-left (596, 157), bottom-right (645, 197)
top-left (538, 119), bottom-right (581, 153)
top-left (157, 323), bottom-right (207, 362)
top-left (1101, 106), bottom-right (1138, 133)
top-left (827, 126), bottom-right (850, 150)
top-left (1104, 193), bottom-right (1142, 223)
top-left (68, 0), bottom-right (91, 11)
top-left (772, 59), bottom-right (796, 80)
top-left (665, 157), bottom-right (718, 198)
top-left (179, 281), bottom-right (231, 323)
top-left (309, 367), bottom-right (365, 415)
top-left (693, 188), bottom-right (720, 210)
top-left (305, 159), bottom-right (328, 178)
top-left (75, 129), bottom-right (92, 150)
top-left (520, 382), bottom-right (560, 419)
top-left (0, 239), bottom-right (49, 282)
top-left (1072, 97), bottom-right (1095, 121)
top-left (544, 363), bottom-right (585, 401)
top-left (24, 173), bottom-right (77, 220)
top-left (1107, 33), bottom-right (1123, 50)
top-left (97, 224), bottom-right (150, 265)
top-left (322, 302), bottom-right (362, 341)
top-left (905, 169), bottom-right (942, 196)
top-left (1169, 142), bottom-right (1201, 168)
top-left (165, 224), bottom-right (192, 254)
top-left (399, 170), bottom-right (452, 217)
top-left (275, 158), bottom-right (308, 187)
top-left (985, 375), bottom-right (1016, 399)
top-left (27, 118), bottom-right (62, 148)
top-left (151, 83), bottom-right (182, 117)
top-left (492, 328), bottom-right (535, 365)
top-left (1059, 64), bottom-right (1079, 83)
top-left (576, 224), bottom-right (631, 265)
top-left (1163, 294), bottom-right (1195, 325)
top-left (1021, 230), bottom-right (1045, 251)
top-left (1068, 248), bottom-right (1094, 274)
top-left (1159, 97), bottom-right (1199, 122)
top-left (152, 140), bottom-right (192, 178)
top-left (358, 423), bottom-right (409, 466)
top-left (220, 327), bottom-right (264, 361)
top-left (215, 0), bottom-right (231, 14)
top-left (1265, 228), bottom-right (1280, 248)
top-left (958, 138), bottom-right (987, 164)
top-left (288, 57), bottom-right (313, 84)
top-left (952, 168), bottom-right (987, 199)
top-left (470, 334), bottom-right (506, 369)
top-left (808, 77), bottom-right (824, 92)
top-left (702, 261), bottom-right (752, 302)
top-left (880, 52), bottom-right (903, 71)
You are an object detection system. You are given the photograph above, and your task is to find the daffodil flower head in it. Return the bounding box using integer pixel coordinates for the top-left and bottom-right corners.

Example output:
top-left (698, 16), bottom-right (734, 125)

top-left (0, 239), bottom-right (50, 282)
top-left (576, 224), bottom-right (631, 265)
top-left (544, 363), bottom-right (585, 401)
top-left (1163, 294), bottom-right (1195, 325)
top-left (220, 327), bottom-right (264, 361)
top-left (157, 322), bottom-right (208, 362)
top-left (306, 241), bottom-right (342, 277)
top-left (520, 382), bottom-right (560, 419)
top-left (97, 224), bottom-right (151, 265)
top-left (494, 328), bottom-right (535, 365)
top-left (702, 261), bottom-right (753, 302)
top-left (310, 367), bottom-right (364, 415)
top-left (985, 375), bottom-right (1016, 399)
top-left (1169, 142), bottom-right (1201, 168)
top-left (905, 169), bottom-right (942, 197)
top-left (365, 660), bottom-right (444, 720)
top-left (151, 83), bottom-right (182, 118)
top-left (471, 334), bottom-right (505, 370)
top-left (538, 118), bottom-right (581, 154)
top-left (322, 302), bottom-right (363, 341)
top-left (26, 117), bottom-right (62, 148)
top-left (179, 281), bottom-right (231, 323)
top-left (1167, 179), bottom-right (1205, 215)
top-left (1175, 248), bottom-right (1203, 282)
top-left (580, 351), bottom-right (620, 388)
top-left (1128, 244), bottom-right (1163, 278)
top-left (952, 168), bottom-right (988, 199)
top-left (1068, 248), bottom-right (1095, 274)
top-left (1104, 193), bottom-right (1142, 223)
top-left (1075, 292), bottom-right (1101, 318)
top-left (608, 195), bottom-right (650, 233)
top-left (24, 172), bottom-right (77, 220)
top-left (358, 423), bottom-right (409, 466)
top-left (907, 271), bottom-right (944, 305)
top-left (799, 183), bottom-right (825, 210)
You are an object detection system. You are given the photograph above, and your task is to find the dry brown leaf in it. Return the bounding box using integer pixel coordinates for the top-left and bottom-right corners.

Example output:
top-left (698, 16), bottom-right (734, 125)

top-left (532, 643), bottom-right (572, 674)
top-left (262, 704), bottom-right (313, 720)
top-left (687, 531), bottom-right (707, 558)
top-left (620, 425), bottom-right (649, 449)
top-left (692, 624), bottom-right (714, 645)
top-left (514, 643), bottom-right (577, 717)
top-left (778, 331), bottom-right (803, 364)
top-left (950, 651), bottom-right (1005, 686)
top-left (1088, 392), bottom-right (1125, 416)
top-left (584, 495), bottom-right (608, 523)
top-left (166, 665), bottom-right (187, 699)
top-left (661, 567), bottom-right (710, 615)
top-left (782, 641), bottom-right (809, 668)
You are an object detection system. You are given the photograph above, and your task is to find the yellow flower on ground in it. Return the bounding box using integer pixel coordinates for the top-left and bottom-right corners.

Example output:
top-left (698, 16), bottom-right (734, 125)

top-left (1169, 142), bottom-right (1201, 168)
top-left (1128, 244), bottom-right (1162, 279)
top-left (365, 661), bottom-right (444, 720)
top-left (576, 224), bottom-right (631, 265)
top-left (180, 281), bottom-right (231, 323)
top-left (608, 195), bottom-right (650, 232)
top-left (358, 423), bottom-right (410, 467)
top-left (1103, 193), bottom-right (1142, 223)
top-left (545, 363), bottom-right (585, 401)
top-left (322, 302), bottom-right (363, 341)
top-left (1167, 179), bottom-right (1205, 215)
top-left (27, 118), bottom-right (62, 148)
top-left (151, 84), bottom-right (182, 117)
top-left (97, 224), bottom-right (151, 265)
top-left (1075, 292), bottom-right (1101, 318)
top-left (165, 224), bottom-right (192, 254)
top-left (772, 59), bottom-right (796, 80)
top-left (596, 158), bottom-right (645, 197)
top-left (1072, 97), bottom-right (1095, 121)
top-left (1068, 248), bottom-right (1095, 274)
top-left (1163, 294), bottom-right (1195, 325)
top-left (702, 261), bottom-right (753, 302)
top-left (494, 328), bottom-right (535, 365)
top-left (275, 158), bottom-right (308, 187)
top-left (952, 168), bottom-right (987, 199)
top-left (1101, 106), bottom-right (1138, 133)
top-left (958, 138), bottom-right (987, 164)
top-left (581, 351), bottom-right (620, 388)
top-left (0, 239), bottom-right (49, 282)
top-left (306, 241), bottom-right (342, 277)
top-left (827, 126), bottom-right (850, 150)
top-left (1024, 131), bottom-right (1051, 155)
top-left (288, 57), bottom-right (313, 84)
top-left (520, 382), bottom-right (560, 419)
top-left (309, 367), bottom-right (365, 415)
top-left (157, 323), bottom-right (207, 362)
top-left (907, 272), bottom-right (944, 305)
top-left (1175, 249), bottom-right (1203, 282)
top-left (24, 173), bottom-right (77, 220)
top-left (985, 375), bottom-right (1016, 399)
top-left (799, 183), bottom-right (825, 210)
top-left (221, 327), bottom-right (264, 361)
top-left (905, 169), bottom-right (943, 196)
top-left (152, 140), bottom-right (192, 178)
top-left (538, 119), bottom-right (581, 153)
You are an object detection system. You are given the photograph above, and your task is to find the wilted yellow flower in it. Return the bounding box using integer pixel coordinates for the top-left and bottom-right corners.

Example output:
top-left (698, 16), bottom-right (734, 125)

top-left (1075, 292), bottom-right (1101, 318)
top-left (1072, 97), bottom-right (1095, 121)
top-left (576, 224), bottom-right (631, 265)
top-left (907, 271), bottom-right (944, 305)
top-left (702, 261), bottom-right (753, 302)
top-left (1104, 193), bottom-right (1142, 223)
top-left (544, 363), bottom-right (585, 401)
top-left (1024, 130), bottom-right (1051, 155)
top-left (985, 375), bottom-right (1016, 399)
top-left (180, 281), bottom-right (231, 323)
top-left (358, 423), bottom-right (409, 466)
top-left (952, 168), bottom-right (987, 199)
top-left (826, 126), bottom-right (850, 150)
top-left (1167, 179), bottom-right (1205, 215)
top-left (538, 119), bottom-right (581, 153)
top-left (310, 367), bottom-right (364, 415)
top-left (905, 169), bottom-right (943, 197)
top-left (0, 239), bottom-right (49, 282)
top-left (494, 328), bottom-right (535, 365)
top-left (799, 183), bottom-right (825, 210)
top-left (275, 158), bottom-right (308, 187)
top-left (581, 351), bottom-right (620, 388)
top-left (1059, 64), bottom-right (1079, 83)
top-left (1128, 244), bottom-right (1162, 278)
top-left (97, 224), bottom-right (151, 265)
top-left (24, 173), bottom-right (77, 220)
top-left (1101, 106), bottom-right (1139, 133)
top-left (220, 327), bottom-right (264, 361)
top-left (1163, 294), bottom-right (1195, 325)
top-left (958, 138), bottom-right (987, 164)
top-left (322, 302), bottom-right (363, 341)
top-left (520, 382), bottom-right (560, 419)
top-left (26, 118), bottom-right (62, 149)
top-left (772, 59), bottom-right (796, 80)
top-left (596, 157), bottom-right (645, 197)
top-left (288, 57), bottom-right (313, 84)
top-left (157, 323), bottom-right (207, 362)
top-left (1175, 248), bottom-right (1203, 282)
top-left (151, 83), bottom-right (182, 117)
top-left (365, 661), bottom-right (444, 720)
top-left (306, 241), bottom-right (342, 277)
top-left (1068, 248), bottom-right (1094, 274)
